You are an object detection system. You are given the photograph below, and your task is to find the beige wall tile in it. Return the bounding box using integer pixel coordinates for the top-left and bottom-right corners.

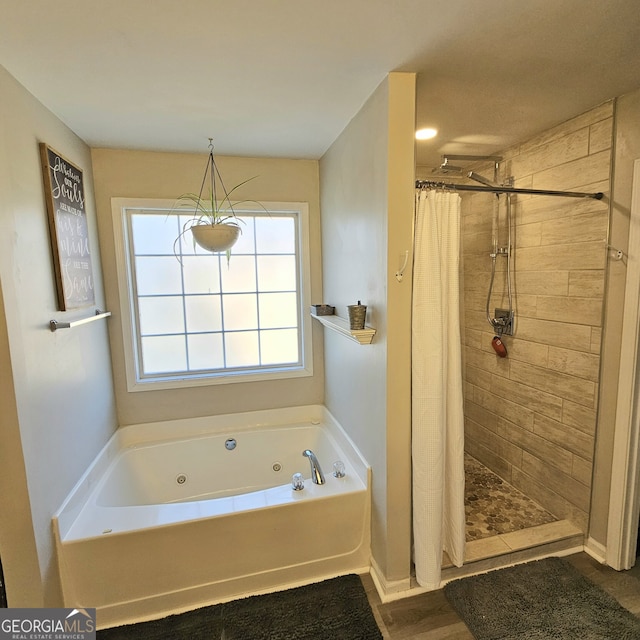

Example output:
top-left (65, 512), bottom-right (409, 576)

top-left (521, 452), bottom-right (591, 512)
top-left (465, 439), bottom-right (514, 482)
top-left (464, 381), bottom-right (475, 402)
top-left (532, 150), bottom-right (611, 192)
top-left (465, 345), bottom-right (510, 378)
top-left (514, 317), bottom-right (592, 351)
top-left (466, 420), bottom-right (523, 465)
top-left (512, 293), bottom-right (537, 317)
top-left (572, 455), bottom-right (593, 486)
top-left (516, 241), bottom-right (606, 271)
top-left (464, 230), bottom-right (493, 253)
top-left (474, 386), bottom-right (535, 430)
top-left (510, 128), bottom-right (589, 179)
top-left (547, 346), bottom-right (600, 382)
top-left (515, 271), bottom-right (569, 296)
top-left (515, 222), bottom-right (542, 248)
top-left (562, 399), bottom-right (597, 435)
top-left (590, 327), bottom-right (602, 354)
top-left (517, 101), bottom-right (613, 154)
top-left (514, 192), bottom-right (607, 226)
top-left (464, 288), bottom-right (491, 312)
top-left (509, 360), bottom-right (595, 407)
top-left (540, 211), bottom-right (608, 246)
top-left (491, 374), bottom-right (563, 421)
top-left (463, 210), bottom-right (493, 235)
top-left (511, 466), bottom-right (588, 529)
top-left (500, 337), bottom-right (549, 368)
top-left (536, 296), bottom-right (603, 327)
top-left (589, 118), bottom-right (613, 154)
top-left (533, 414), bottom-right (595, 460)
top-left (503, 418), bottom-right (574, 471)
top-left (465, 400), bottom-right (498, 432)
top-left (464, 327), bottom-right (483, 348)
top-left (466, 365), bottom-right (492, 391)
top-left (569, 271), bottom-right (605, 297)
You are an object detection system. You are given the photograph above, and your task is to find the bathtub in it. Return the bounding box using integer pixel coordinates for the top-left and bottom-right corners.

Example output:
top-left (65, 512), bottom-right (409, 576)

top-left (53, 405), bottom-right (371, 628)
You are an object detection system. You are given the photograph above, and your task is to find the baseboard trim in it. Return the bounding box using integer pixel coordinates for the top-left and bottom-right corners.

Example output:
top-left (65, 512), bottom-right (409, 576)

top-left (369, 557), bottom-right (412, 602)
top-left (584, 537), bottom-right (607, 564)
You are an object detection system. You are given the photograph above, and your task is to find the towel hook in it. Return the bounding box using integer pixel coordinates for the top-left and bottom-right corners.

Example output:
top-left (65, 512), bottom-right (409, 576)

top-left (395, 250), bottom-right (409, 282)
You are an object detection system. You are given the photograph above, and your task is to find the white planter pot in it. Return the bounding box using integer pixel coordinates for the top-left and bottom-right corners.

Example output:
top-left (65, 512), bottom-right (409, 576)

top-left (191, 224), bottom-right (240, 252)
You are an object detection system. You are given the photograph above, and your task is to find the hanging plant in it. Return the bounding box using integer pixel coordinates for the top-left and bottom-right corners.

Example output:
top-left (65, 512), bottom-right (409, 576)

top-left (172, 138), bottom-right (267, 259)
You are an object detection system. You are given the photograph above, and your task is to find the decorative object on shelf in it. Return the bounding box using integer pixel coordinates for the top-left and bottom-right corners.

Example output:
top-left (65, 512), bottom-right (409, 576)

top-left (347, 301), bottom-right (367, 330)
top-left (310, 304), bottom-right (335, 316)
top-left (173, 138), bottom-right (265, 256)
top-left (39, 143), bottom-right (95, 310)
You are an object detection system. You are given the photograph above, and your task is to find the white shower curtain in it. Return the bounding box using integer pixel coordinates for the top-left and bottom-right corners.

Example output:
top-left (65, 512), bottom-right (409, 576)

top-left (412, 188), bottom-right (466, 588)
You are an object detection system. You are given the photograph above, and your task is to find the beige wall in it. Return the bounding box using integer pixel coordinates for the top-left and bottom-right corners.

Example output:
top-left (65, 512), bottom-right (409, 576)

top-left (91, 148), bottom-right (323, 425)
top-left (460, 102), bottom-right (613, 532)
top-left (0, 65), bottom-right (117, 605)
top-left (319, 73), bottom-right (415, 583)
top-left (590, 87), bottom-right (640, 545)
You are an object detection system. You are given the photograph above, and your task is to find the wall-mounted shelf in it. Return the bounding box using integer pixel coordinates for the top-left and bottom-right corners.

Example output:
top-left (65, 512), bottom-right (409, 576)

top-left (311, 314), bottom-right (376, 345)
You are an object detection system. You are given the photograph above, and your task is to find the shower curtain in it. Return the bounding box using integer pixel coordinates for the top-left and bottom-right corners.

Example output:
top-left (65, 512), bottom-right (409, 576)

top-left (412, 188), bottom-right (466, 588)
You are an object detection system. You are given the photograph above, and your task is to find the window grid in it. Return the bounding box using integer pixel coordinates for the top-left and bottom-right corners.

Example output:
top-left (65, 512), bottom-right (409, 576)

top-left (129, 210), bottom-right (301, 380)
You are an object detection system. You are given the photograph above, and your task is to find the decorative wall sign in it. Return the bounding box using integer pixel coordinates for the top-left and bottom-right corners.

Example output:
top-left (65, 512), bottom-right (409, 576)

top-left (40, 143), bottom-right (95, 310)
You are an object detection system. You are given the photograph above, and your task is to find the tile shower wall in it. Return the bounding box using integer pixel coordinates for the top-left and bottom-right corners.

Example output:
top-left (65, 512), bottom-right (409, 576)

top-left (462, 101), bottom-right (613, 532)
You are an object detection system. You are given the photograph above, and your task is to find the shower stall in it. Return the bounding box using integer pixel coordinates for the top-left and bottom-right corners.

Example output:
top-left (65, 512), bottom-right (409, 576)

top-left (416, 125), bottom-right (610, 560)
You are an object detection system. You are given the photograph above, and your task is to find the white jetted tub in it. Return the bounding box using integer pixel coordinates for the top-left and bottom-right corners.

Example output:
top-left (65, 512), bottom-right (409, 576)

top-left (53, 405), bottom-right (371, 628)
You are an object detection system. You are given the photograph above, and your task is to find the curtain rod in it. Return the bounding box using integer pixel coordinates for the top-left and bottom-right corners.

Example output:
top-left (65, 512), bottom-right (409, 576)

top-left (416, 180), bottom-right (604, 200)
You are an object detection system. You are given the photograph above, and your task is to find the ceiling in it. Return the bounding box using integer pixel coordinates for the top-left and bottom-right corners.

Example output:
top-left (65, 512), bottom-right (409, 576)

top-left (1, 1), bottom-right (639, 169)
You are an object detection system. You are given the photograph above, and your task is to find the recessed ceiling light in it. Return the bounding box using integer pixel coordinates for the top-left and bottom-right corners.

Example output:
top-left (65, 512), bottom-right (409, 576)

top-left (415, 128), bottom-right (438, 141)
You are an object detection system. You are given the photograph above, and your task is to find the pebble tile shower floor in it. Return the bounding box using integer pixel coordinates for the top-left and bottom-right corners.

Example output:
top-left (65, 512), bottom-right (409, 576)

top-left (464, 454), bottom-right (556, 541)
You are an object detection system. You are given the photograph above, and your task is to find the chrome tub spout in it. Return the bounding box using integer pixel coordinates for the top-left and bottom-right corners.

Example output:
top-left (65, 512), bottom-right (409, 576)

top-left (303, 449), bottom-right (325, 485)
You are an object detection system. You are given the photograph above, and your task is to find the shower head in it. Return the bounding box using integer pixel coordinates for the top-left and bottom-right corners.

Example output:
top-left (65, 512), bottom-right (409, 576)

top-left (433, 164), bottom-right (462, 175)
top-left (432, 156), bottom-right (463, 175)
top-left (467, 171), bottom-right (498, 187)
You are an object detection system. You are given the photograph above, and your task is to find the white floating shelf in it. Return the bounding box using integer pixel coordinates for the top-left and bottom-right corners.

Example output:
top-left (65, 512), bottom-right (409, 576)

top-left (311, 314), bottom-right (376, 345)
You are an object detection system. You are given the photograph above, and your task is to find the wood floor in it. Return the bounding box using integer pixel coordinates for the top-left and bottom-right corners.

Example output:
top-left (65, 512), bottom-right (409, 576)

top-left (361, 552), bottom-right (640, 639)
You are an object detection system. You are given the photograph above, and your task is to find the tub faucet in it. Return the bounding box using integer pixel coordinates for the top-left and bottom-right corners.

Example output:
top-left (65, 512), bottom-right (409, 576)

top-left (302, 449), bottom-right (325, 485)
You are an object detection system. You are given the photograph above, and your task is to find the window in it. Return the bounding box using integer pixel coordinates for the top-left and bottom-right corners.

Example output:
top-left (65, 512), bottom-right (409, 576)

top-left (112, 198), bottom-right (312, 391)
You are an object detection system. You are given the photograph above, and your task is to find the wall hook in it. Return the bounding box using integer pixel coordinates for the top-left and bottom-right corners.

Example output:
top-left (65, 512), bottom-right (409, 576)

top-left (395, 250), bottom-right (409, 282)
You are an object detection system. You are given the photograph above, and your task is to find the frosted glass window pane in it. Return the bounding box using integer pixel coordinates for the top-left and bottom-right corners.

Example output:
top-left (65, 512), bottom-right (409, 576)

top-left (132, 214), bottom-right (179, 255)
top-left (260, 329), bottom-right (299, 365)
top-left (220, 256), bottom-right (256, 292)
top-left (231, 217), bottom-right (255, 254)
top-left (139, 296), bottom-right (185, 335)
top-left (257, 256), bottom-right (296, 292)
top-left (182, 255), bottom-right (220, 294)
top-left (256, 217), bottom-right (295, 254)
top-left (222, 294), bottom-right (258, 330)
top-left (258, 293), bottom-right (298, 329)
top-left (187, 333), bottom-right (224, 370)
top-left (136, 257), bottom-right (183, 295)
top-left (225, 331), bottom-right (259, 367)
top-left (185, 295), bottom-right (222, 332)
top-left (141, 335), bottom-right (186, 374)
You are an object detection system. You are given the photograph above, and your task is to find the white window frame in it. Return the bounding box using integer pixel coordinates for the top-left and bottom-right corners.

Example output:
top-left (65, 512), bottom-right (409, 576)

top-left (111, 197), bottom-right (313, 392)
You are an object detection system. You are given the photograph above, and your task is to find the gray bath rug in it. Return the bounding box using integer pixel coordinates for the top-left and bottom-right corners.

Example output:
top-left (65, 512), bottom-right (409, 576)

top-left (97, 573), bottom-right (382, 639)
top-left (444, 556), bottom-right (640, 639)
